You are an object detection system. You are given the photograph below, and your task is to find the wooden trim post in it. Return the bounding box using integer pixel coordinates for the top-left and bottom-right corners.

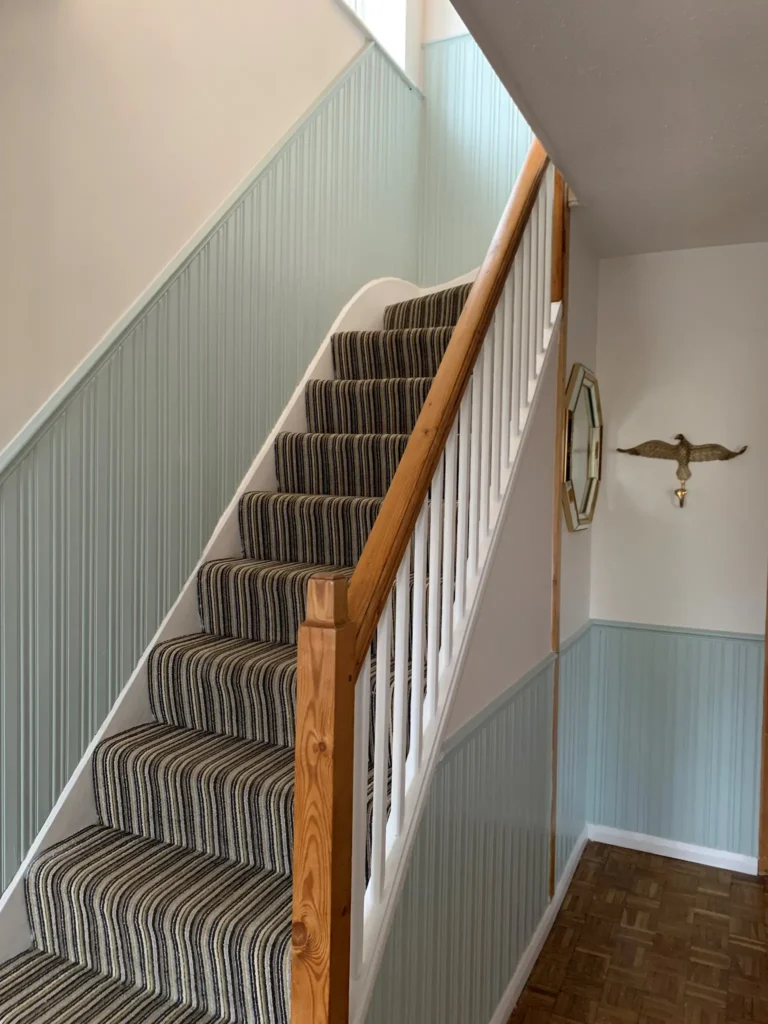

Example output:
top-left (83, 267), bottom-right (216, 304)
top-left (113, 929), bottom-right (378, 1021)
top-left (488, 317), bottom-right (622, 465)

top-left (549, 172), bottom-right (570, 898)
top-left (759, 568), bottom-right (768, 874)
top-left (292, 574), bottom-right (357, 1023)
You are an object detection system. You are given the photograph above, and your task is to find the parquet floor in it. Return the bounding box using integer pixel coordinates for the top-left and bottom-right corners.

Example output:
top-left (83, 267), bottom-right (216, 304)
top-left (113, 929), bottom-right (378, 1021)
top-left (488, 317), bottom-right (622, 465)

top-left (508, 842), bottom-right (768, 1024)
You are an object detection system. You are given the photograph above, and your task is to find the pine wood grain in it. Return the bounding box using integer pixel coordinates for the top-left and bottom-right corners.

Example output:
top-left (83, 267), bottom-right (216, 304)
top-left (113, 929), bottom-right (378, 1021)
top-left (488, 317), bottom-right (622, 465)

top-left (291, 574), bottom-right (357, 1024)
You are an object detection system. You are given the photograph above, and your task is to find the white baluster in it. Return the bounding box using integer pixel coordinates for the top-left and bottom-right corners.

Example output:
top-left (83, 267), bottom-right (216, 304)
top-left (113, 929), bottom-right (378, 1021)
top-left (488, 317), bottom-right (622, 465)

top-left (519, 224), bottom-right (531, 428)
top-left (406, 502), bottom-right (427, 785)
top-left (490, 304), bottom-right (504, 509)
top-left (351, 651), bottom-right (371, 976)
top-left (440, 420), bottom-right (458, 670)
top-left (500, 273), bottom-right (515, 474)
top-left (536, 190), bottom-right (547, 362)
top-left (425, 456), bottom-right (444, 725)
top-left (511, 252), bottom-right (524, 446)
top-left (388, 554), bottom-right (410, 846)
top-left (479, 332), bottom-right (493, 548)
top-left (454, 387), bottom-right (471, 622)
top-left (370, 602), bottom-right (392, 904)
top-left (528, 201), bottom-right (539, 392)
top-left (467, 365), bottom-right (482, 584)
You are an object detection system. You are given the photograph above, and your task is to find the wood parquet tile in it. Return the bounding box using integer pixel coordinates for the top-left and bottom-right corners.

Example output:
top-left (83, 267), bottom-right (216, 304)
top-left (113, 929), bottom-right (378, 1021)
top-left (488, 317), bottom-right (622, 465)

top-left (508, 843), bottom-right (768, 1024)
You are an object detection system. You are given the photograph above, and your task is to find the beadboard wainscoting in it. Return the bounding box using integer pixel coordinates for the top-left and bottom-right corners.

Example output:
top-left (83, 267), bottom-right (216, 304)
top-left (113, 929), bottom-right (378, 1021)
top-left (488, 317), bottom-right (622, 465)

top-left (555, 623), bottom-right (593, 884)
top-left (588, 621), bottom-right (764, 861)
top-left (366, 657), bottom-right (555, 1024)
top-left (418, 34), bottom-right (534, 286)
top-left (0, 43), bottom-right (422, 892)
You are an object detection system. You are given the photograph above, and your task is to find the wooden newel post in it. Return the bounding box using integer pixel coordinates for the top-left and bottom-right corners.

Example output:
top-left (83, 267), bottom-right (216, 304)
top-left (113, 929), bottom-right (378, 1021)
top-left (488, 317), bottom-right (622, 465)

top-left (291, 574), bottom-right (357, 1024)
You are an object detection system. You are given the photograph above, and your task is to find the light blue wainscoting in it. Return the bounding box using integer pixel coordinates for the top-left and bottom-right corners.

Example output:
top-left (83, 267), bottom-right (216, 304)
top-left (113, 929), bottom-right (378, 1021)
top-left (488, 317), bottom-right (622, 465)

top-left (588, 621), bottom-right (764, 857)
top-left (555, 624), bottom-right (592, 884)
top-left (367, 657), bottom-right (554, 1024)
top-left (0, 43), bottom-right (422, 892)
top-left (418, 34), bottom-right (534, 286)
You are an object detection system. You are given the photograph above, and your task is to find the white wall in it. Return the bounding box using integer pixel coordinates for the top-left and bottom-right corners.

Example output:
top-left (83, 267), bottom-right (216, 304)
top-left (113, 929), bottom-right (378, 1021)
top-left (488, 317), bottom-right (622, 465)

top-left (447, 339), bottom-right (556, 737)
top-left (422, 0), bottom-right (466, 43)
top-left (560, 212), bottom-right (599, 641)
top-left (0, 0), bottom-right (364, 455)
top-left (592, 242), bottom-right (768, 635)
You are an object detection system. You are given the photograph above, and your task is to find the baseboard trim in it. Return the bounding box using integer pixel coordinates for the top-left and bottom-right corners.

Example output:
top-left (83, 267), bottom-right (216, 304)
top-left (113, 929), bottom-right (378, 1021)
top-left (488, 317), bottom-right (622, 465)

top-left (488, 826), bottom-right (588, 1024)
top-left (587, 824), bottom-right (758, 876)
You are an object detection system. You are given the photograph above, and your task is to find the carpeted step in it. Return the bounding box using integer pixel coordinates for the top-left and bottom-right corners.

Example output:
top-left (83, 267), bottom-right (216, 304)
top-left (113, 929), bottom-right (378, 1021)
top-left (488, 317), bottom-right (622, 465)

top-left (0, 949), bottom-right (217, 1024)
top-left (305, 378), bottom-right (432, 435)
top-left (239, 491), bottom-right (382, 565)
top-left (332, 327), bottom-right (453, 380)
top-left (383, 282), bottom-right (472, 330)
top-left (27, 826), bottom-right (292, 1024)
top-left (274, 432), bottom-right (408, 497)
top-left (198, 558), bottom-right (354, 645)
top-left (94, 723), bottom-right (294, 875)
top-left (148, 635), bottom-right (298, 748)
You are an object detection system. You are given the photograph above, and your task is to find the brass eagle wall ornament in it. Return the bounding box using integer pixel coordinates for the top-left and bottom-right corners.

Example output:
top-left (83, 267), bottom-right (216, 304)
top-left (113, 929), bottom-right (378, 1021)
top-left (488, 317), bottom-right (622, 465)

top-left (617, 433), bottom-right (747, 507)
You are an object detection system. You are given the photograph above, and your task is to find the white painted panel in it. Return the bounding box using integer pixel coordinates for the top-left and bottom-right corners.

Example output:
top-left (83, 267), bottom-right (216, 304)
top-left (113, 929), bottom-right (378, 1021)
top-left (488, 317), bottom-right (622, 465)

top-left (592, 241), bottom-right (768, 634)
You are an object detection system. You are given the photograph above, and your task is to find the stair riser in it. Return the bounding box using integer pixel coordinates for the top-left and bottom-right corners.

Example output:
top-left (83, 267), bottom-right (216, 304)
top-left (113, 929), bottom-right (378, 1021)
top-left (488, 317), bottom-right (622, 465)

top-left (148, 638), bottom-right (298, 748)
top-left (275, 433), bottom-right (408, 497)
top-left (305, 379), bottom-right (432, 435)
top-left (239, 492), bottom-right (382, 565)
top-left (94, 730), bottom-right (295, 875)
top-left (383, 282), bottom-right (472, 330)
top-left (198, 561), bottom-right (354, 646)
top-left (332, 328), bottom-right (452, 380)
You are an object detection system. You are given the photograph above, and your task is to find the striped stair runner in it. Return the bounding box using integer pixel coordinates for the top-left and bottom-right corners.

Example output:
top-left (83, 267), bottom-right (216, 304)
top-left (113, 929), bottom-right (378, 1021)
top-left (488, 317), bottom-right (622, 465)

top-left (0, 283), bottom-right (471, 1024)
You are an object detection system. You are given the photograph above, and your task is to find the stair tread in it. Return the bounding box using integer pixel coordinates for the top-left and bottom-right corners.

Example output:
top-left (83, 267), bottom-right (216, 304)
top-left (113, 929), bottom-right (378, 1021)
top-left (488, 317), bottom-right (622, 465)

top-left (148, 634), bottom-right (298, 747)
top-left (28, 826), bottom-right (292, 1023)
top-left (0, 949), bottom-right (217, 1024)
top-left (95, 723), bottom-right (294, 873)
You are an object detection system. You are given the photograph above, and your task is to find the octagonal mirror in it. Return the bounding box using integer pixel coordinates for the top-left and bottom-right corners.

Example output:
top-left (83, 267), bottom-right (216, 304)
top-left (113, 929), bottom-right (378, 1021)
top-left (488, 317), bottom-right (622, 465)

top-left (562, 363), bottom-right (603, 532)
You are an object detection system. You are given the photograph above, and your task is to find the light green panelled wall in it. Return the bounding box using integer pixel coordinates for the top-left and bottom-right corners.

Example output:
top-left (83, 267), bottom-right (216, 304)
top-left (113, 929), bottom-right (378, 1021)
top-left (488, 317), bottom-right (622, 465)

top-left (366, 660), bottom-right (554, 1024)
top-left (555, 625), bottom-right (592, 883)
top-left (418, 34), bottom-right (534, 285)
top-left (0, 44), bottom-right (422, 892)
top-left (588, 622), bottom-right (764, 857)
top-left (368, 618), bottom-right (764, 1018)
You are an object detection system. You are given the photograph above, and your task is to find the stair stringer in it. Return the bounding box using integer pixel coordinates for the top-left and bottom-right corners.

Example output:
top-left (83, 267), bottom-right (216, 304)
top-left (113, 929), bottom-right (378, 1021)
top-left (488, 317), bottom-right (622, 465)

top-left (351, 301), bottom-right (563, 1023)
top-left (0, 270), bottom-right (475, 964)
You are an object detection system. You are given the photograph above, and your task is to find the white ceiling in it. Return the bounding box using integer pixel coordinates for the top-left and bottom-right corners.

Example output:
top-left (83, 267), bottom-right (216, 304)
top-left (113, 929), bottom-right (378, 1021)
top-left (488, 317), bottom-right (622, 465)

top-left (453, 0), bottom-right (768, 256)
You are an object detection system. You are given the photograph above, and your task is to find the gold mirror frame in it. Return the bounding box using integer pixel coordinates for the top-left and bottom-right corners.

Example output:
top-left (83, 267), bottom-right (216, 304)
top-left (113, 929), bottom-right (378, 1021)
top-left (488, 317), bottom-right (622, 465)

top-left (562, 363), bottom-right (603, 532)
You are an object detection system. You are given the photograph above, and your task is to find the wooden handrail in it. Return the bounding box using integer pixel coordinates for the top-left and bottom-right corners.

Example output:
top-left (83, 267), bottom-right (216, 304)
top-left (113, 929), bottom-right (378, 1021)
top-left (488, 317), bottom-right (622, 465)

top-left (347, 138), bottom-right (550, 673)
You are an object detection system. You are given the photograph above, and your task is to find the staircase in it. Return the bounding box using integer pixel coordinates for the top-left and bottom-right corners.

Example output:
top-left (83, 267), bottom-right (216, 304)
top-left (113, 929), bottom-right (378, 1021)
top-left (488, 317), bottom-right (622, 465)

top-left (0, 287), bottom-right (472, 1022)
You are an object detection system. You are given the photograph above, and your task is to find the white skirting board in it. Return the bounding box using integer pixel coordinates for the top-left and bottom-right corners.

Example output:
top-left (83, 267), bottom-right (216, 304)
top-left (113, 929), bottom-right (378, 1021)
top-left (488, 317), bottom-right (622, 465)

top-left (587, 825), bottom-right (758, 876)
top-left (488, 826), bottom-right (588, 1024)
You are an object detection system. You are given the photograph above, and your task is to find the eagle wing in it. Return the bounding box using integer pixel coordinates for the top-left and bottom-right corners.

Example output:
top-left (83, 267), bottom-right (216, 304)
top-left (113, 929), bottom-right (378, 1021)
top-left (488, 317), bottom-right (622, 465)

top-left (690, 443), bottom-right (747, 463)
top-left (616, 440), bottom-right (680, 460)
